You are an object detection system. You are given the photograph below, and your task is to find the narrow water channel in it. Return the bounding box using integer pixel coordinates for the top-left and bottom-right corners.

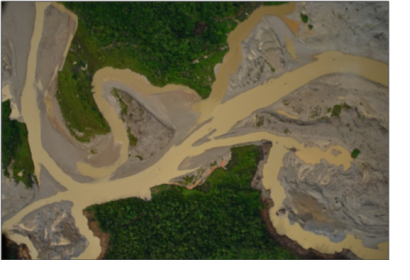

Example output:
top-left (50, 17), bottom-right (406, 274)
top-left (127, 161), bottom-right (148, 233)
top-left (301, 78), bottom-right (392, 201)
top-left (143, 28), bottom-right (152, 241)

top-left (2, 2), bottom-right (388, 259)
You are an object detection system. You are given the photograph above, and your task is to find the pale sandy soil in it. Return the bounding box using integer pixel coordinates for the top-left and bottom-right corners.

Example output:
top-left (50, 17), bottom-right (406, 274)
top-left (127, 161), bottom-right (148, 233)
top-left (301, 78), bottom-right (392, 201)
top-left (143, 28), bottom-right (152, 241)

top-left (1, 2), bottom-right (35, 118)
top-left (2, 2), bottom-right (388, 260)
top-left (224, 2), bottom-right (388, 102)
top-left (12, 201), bottom-right (88, 259)
top-left (106, 80), bottom-right (201, 180)
top-left (2, 165), bottom-right (67, 225)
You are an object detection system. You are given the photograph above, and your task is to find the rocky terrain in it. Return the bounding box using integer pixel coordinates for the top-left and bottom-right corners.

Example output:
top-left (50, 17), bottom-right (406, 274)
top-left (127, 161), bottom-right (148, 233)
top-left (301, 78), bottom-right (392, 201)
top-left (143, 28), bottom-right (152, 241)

top-left (12, 201), bottom-right (88, 259)
top-left (2, 165), bottom-right (67, 225)
top-left (111, 88), bottom-right (174, 163)
top-left (228, 73), bottom-right (388, 248)
top-left (217, 2), bottom-right (389, 251)
top-left (106, 80), bottom-right (200, 180)
top-left (224, 2), bottom-right (388, 102)
top-left (280, 152), bottom-right (388, 248)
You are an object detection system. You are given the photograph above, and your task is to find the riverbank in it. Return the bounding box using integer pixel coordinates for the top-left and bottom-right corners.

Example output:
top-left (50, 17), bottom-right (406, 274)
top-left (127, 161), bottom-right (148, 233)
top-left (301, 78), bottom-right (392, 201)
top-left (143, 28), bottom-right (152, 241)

top-left (85, 145), bottom-right (299, 259)
top-left (2, 2), bottom-right (388, 260)
top-left (1, 2), bottom-right (37, 188)
top-left (83, 210), bottom-right (110, 259)
top-left (2, 234), bottom-right (32, 260)
top-left (260, 196), bottom-right (359, 260)
top-left (252, 142), bottom-right (359, 259)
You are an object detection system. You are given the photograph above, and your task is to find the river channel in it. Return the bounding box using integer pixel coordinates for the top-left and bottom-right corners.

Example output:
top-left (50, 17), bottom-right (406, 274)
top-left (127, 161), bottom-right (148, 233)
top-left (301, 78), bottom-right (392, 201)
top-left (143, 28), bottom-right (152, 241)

top-left (2, 2), bottom-right (388, 259)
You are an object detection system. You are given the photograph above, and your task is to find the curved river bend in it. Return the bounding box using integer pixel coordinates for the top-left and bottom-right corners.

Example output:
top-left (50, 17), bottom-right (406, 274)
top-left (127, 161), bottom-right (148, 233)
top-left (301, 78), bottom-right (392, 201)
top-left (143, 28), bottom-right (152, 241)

top-left (2, 2), bottom-right (388, 259)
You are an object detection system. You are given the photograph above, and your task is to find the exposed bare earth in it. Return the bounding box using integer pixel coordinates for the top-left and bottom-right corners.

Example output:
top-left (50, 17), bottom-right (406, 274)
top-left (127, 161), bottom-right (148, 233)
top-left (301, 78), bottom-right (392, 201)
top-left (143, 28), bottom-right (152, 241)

top-left (227, 73), bottom-right (388, 248)
top-left (215, 1), bottom-right (388, 252)
top-left (37, 4), bottom-right (113, 181)
top-left (106, 80), bottom-right (201, 180)
top-left (2, 2), bottom-right (388, 259)
top-left (1, 164), bottom-right (67, 225)
top-left (251, 143), bottom-right (359, 259)
top-left (224, 2), bottom-right (388, 102)
top-left (1, 2), bottom-right (35, 119)
top-left (260, 196), bottom-right (359, 260)
top-left (12, 201), bottom-right (88, 259)
top-left (110, 88), bottom-right (174, 163)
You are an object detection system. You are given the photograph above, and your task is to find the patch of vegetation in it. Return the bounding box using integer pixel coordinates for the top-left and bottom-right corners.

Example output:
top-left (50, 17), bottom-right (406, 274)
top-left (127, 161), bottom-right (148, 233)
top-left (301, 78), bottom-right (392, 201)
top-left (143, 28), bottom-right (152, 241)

top-left (264, 2), bottom-right (289, 6)
top-left (56, 21), bottom-right (111, 143)
top-left (112, 88), bottom-right (128, 119)
top-left (380, 125), bottom-right (388, 133)
top-left (55, 3), bottom-right (290, 142)
top-left (284, 128), bottom-right (290, 134)
top-left (86, 146), bottom-right (298, 259)
top-left (308, 24), bottom-right (313, 30)
top-left (255, 115), bottom-right (265, 127)
top-left (330, 103), bottom-right (351, 118)
top-left (351, 149), bottom-right (361, 159)
top-left (127, 127), bottom-right (138, 147)
top-left (1, 100), bottom-right (36, 188)
top-left (300, 13), bottom-right (308, 23)
top-left (58, 2), bottom-right (291, 141)
top-left (62, 2), bottom-right (270, 99)
top-left (183, 175), bottom-right (196, 185)
top-left (331, 105), bottom-right (342, 117)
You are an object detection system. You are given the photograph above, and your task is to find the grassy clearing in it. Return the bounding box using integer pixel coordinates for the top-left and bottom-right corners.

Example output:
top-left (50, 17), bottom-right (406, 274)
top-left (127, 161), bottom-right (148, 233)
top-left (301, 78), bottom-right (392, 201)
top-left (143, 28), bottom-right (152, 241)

top-left (86, 145), bottom-right (298, 259)
top-left (2, 100), bottom-right (36, 188)
top-left (56, 22), bottom-right (111, 143)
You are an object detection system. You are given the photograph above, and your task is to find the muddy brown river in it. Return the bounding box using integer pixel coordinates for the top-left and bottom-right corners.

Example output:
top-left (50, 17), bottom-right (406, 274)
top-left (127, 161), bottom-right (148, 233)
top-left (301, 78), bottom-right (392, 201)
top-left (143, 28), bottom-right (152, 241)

top-left (2, 2), bottom-right (388, 259)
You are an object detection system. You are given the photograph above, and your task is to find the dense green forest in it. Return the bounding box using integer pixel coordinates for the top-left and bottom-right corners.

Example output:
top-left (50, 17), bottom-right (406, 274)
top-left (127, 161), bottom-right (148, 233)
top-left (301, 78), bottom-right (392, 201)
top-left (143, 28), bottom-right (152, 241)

top-left (58, 2), bottom-right (287, 142)
top-left (86, 145), bottom-right (298, 259)
top-left (1, 100), bottom-right (36, 188)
